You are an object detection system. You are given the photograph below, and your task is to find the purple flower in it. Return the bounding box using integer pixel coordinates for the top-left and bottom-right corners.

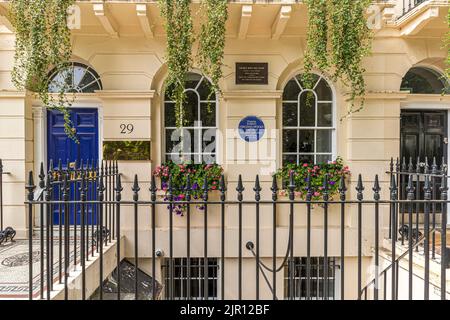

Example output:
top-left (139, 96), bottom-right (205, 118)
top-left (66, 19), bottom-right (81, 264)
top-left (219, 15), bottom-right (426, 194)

top-left (329, 181), bottom-right (336, 185)
top-left (192, 183), bottom-right (199, 190)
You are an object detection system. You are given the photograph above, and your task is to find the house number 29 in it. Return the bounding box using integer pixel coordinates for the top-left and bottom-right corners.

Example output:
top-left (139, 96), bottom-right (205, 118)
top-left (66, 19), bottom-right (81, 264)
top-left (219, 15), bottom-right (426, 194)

top-left (120, 124), bottom-right (134, 134)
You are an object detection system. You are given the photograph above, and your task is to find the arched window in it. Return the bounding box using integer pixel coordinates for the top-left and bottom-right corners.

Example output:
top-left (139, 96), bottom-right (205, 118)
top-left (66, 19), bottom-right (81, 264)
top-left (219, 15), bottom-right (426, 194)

top-left (48, 62), bottom-right (102, 93)
top-left (282, 74), bottom-right (335, 165)
top-left (401, 67), bottom-right (449, 94)
top-left (164, 72), bottom-right (217, 164)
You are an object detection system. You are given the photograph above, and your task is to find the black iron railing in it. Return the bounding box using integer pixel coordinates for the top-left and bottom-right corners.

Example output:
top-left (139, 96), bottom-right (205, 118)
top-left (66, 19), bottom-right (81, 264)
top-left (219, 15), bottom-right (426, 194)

top-left (401, 0), bottom-right (428, 16)
top-left (25, 158), bottom-right (449, 300)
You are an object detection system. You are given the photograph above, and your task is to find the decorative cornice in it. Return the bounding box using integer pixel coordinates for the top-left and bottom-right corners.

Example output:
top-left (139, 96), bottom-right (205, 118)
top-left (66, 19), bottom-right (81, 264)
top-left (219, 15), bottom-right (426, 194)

top-left (0, 91), bottom-right (26, 98)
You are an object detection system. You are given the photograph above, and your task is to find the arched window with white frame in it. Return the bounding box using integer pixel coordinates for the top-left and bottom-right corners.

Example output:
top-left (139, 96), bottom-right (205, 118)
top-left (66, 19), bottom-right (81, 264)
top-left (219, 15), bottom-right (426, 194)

top-left (164, 72), bottom-right (218, 164)
top-left (48, 62), bottom-right (102, 93)
top-left (282, 73), bottom-right (335, 165)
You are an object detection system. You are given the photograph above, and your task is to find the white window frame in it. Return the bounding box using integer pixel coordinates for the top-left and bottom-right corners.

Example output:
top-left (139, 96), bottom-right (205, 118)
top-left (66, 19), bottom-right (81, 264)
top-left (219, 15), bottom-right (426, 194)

top-left (163, 73), bottom-right (219, 164)
top-left (281, 73), bottom-right (336, 165)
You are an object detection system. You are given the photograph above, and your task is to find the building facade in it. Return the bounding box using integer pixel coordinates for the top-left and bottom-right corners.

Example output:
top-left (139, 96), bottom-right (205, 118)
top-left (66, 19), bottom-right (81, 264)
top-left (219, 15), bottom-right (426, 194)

top-left (0, 0), bottom-right (449, 300)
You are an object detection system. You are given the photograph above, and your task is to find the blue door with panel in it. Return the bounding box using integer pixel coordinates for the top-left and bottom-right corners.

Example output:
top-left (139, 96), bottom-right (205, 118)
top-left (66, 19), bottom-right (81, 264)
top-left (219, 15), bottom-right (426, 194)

top-left (47, 108), bottom-right (99, 225)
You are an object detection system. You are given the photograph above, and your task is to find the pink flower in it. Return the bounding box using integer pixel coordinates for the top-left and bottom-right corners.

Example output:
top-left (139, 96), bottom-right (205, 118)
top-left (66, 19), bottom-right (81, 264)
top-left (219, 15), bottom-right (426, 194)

top-left (314, 192), bottom-right (320, 197)
top-left (303, 163), bottom-right (309, 167)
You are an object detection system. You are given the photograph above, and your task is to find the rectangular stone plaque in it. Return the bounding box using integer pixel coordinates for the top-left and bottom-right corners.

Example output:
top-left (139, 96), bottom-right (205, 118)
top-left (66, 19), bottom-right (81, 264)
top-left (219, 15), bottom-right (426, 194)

top-left (236, 63), bottom-right (268, 85)
top-left (103, 141), bottom-right (151, 161)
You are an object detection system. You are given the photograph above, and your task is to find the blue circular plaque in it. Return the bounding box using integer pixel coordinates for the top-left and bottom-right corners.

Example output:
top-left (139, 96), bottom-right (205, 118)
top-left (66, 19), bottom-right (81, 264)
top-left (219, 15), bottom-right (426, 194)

top-left (238, 116), bottom-right (265, 142)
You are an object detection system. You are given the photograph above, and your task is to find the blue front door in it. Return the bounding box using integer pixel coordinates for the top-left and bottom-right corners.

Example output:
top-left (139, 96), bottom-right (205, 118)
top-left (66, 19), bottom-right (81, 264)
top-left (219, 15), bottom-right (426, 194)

top-left (47, 108), bottom-right (99, 225)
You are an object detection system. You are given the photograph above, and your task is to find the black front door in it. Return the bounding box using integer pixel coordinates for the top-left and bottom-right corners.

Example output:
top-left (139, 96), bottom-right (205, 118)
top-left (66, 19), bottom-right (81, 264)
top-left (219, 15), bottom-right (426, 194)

top-left (400, 110), bottom-right (448, 209)
top-left (400, 110), bottom-right (448, 165)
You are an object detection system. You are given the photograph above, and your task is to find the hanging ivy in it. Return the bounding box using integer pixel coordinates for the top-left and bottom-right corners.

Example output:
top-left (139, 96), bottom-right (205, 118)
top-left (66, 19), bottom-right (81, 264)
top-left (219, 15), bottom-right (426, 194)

top-left (304, 0), bottom-right (372, 116)
top-left (159, 0), bottom-right (194, 127)
top-left (445, 8), bottom-right (450, 93)
top-left (197, 0), bottom-right (228, 102)
top-left (10, 0), bottom-right (76, 140)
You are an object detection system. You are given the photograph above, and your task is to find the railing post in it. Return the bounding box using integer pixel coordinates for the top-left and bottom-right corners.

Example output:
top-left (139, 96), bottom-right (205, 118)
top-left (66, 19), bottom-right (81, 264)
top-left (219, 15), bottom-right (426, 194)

top-left (338, 176), bottom-right (347, 300)
top-left (323, 174), bottom-right (330, 300)
top-left (26, 171), bottom-right (35, 300)
top-left (373, 175), bottom-right (381, 300)
top-left (306, 173), bottom-right (313, 300)
top-left (270, 174), bottom-right (278, 301)
top-left (38, 163), bottom-right (45, 300)
top-left (63, 172), bottom-right (70, 300)
top-left (202, 175), bottom-right (209, 300)
top-left (389, 174), bottom-right (398, 300)
top-left (406, 174), bottom-right (415, 300)
top-left (80, 172), bottom-right (87, 300)
top-left (97, 172), bottom-right (105, 300)
top-left (132, 175), bottom-right (140, 300)
top-left (48, 159), bottom-right (54, 292)
top-left (356, 175), bottom-right (364, 300)
top-left (423, 174), bottom-right (431, 300)
top-left (440, 170), bottom-right (448, 300)
top-left (115, 173), bottom-right (123, 301)
top-left (236, 175), bottom-right (244, 300)
top-left (432, 157), bottom-right (438, 259)
top-left (288, 171), bottom-right (295, 300)
top-left (254, 175), bottom-right (262, 300)
top-left (167, 175), bottom-right (174, 300)
top-left (0, 159), bottom-right (3, 231)
top-left (150, 174), bottom-right (157, 300)
top-left (45, 172), bottom-right (52, 300)
top-left (220, 174), bottom-right (227, 300)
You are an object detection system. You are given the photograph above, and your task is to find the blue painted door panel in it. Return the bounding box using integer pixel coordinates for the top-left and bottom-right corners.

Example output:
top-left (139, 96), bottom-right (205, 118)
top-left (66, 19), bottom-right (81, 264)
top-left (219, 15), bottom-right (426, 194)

top-left (47, 108), bottom-right (99, 225)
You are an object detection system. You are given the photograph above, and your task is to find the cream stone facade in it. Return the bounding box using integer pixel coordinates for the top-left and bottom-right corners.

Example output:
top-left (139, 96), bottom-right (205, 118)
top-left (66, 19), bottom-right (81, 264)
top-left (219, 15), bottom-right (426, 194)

top-left (0, 0), bottom-right (449, 300)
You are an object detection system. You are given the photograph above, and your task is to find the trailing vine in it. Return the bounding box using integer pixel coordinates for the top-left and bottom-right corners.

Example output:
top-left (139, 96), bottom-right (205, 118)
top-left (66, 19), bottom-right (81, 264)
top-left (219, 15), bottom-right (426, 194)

top-left (197, 0), bottom-right (228, 103)
top-left (159, 0), bottom-right (194, 127)
top-left (304, 0), bottom-right (372, 116)
top-left (10, 0), bottom-right (76, 140)
top-left (445, 8), bottom-right (450, 93)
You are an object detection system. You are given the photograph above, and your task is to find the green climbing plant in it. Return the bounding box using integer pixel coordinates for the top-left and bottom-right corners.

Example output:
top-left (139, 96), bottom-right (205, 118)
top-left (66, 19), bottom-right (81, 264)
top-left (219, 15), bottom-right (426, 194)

top-left (197, 0), bottom-right (228, 102)
top-left (159, 0), bottom-right (194, 127)
top-left (445, 8), bottom-right (450, 93)
top-left (304, 0), bottom-right (372, 117)
top-left (10, 0), bottom-right (76, 140)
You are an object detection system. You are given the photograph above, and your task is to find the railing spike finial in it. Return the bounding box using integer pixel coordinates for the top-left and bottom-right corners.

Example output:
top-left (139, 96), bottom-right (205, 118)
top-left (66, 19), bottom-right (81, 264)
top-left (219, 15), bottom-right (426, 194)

top-left (416, 156), bottom-right (421, 174)
top-left (202, 175), bottom-right (209, 201)
top-left (322, 174), bottom-right (329, 201)
top-left (132, 174), bottom-right (140, 202)
top-left (236, 174), bottom-right (244, 202)
top-left (167, 175), bottom-right (174, 201)
top-left (441, 156), bottom-right (447, 175)
top-left (424, 175), bottom-right (431, 201)
top-left (406, 174), bottom-right (415, 200)
top-left (48, 159), bottom-right (54, 173)
top-left (389, 173), bottom-right (397, 200)
top-left (150, 174), bottom-right (157, 202)
top-left (306, 172), bottom-right (313, 201)
top-left (356, 174), bottom-right (364, 201)
top-left (373, 175), bottom-right (381, 201)
top-left (288, 171), bottom-right (296, 201)
top-left (254, 175), bottom-right (262, 202)
top-left (402, 156), bottom-right (407, 171)
top-left (185, 175), bottom-right (191, 202)
top-left (396, 157), bottom-right (400, 173)
top-left (338, 175), bottom-right (347, 202)
top-left (389, 157), bottom-right (394, 173)
top-left (220, 174), bottom-right (227, 202)
top-left (39, 162), bottom-right (45, 189)
top-left (408, 157), bottom-right (413, 173)
top-left (26, 171), bottom-right (36, 201)
top-left (432, 157), bottom-right (438, 174)
top-left (424, 157), bottom-right (429, 174)
top-left (271, 175), bottom-right (278, 202)
top-left (80, 172), bottom-right (86, 197)
top-left (58, 158), bottom-right (62, 171)
top-left (116, 174), bottom-right (123, 202)
top-left (63, 172), bottom-right (70, 201)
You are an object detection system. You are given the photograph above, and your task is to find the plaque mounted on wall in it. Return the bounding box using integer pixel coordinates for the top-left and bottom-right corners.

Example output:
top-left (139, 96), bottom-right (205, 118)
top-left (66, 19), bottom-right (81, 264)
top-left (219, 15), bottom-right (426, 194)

top-left (236, 63), bottom-right (268, 85)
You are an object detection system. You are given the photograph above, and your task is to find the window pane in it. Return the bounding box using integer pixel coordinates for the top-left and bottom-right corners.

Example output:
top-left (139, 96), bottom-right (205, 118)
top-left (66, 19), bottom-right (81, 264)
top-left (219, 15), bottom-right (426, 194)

top-left (299, 154), bottom-right (314, 165)
top-left (283, 79), bottom-right (301, 101)
top-left (300, 92), bottom-right (316, 127)
top-left (297, 73), bottom-right (319, 90)
top-left (183, 91), bottom-right (199, 126)
top-left (202, 129), bottom-right (216, 153)
top-left (299, 130), bottom-right (314, 153)
top-left (315, 78), bottom-right (332, 101)
top-left (283, 103), bottom-right (298, 127)
top-left (316, 154), bottom-right (332, 164)
top-left (165, 103), bottom-right (176, 127)
top-left (283, 154), bottom-right (297, 165)
top-left (401, 67), bottom-right (447, 94)
top-left (198, 78), bottom-right (216, 101)
top-left (316, 130), bottom-right (332, 153)
top-left (283, 130), bottom-right (297, 153)
top-left (166, 129), bottom-right (180, 154)
top-left (186, 73), bottom-right (202, 89)
top-left (78, 70), bottom-right (96, 89)
top-left (317, 103), bottom-right (333, 127)
top-left (200, 103), bottom-right (216, 127)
